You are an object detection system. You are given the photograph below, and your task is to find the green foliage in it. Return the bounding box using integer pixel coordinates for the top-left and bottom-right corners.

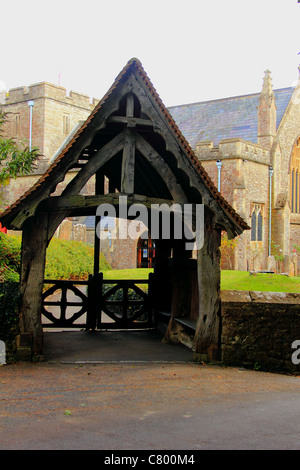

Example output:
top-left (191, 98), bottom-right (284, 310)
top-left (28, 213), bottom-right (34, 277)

top-left (220, 232), bottom-right (238, 269)
top-left (0, 232), bottom-right (21, 277)
top-left (0, 281), bottom-right (20, 358)
top-left (103, 268), bottom-right (153, 280)
top-left (45, 238), bottom-right (111, 280)
top-left (0, 111), bottom-right (40, 186)
top-left (271, 242), bottom-right (285, 261)
top-left (221, 270), bottom-right (300, 293)
top-left (0, 233), bottom-right (111, 282)
top-left (104, 268), bottom-right (300, 293)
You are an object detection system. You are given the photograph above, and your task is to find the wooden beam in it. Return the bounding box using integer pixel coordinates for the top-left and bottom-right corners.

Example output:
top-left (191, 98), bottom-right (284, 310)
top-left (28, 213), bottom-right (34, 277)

top-left (6, 77), bottom-right (136, 230)
top-left (135, 133), bottom-right (188, 202)
top-left (39, 193), bottom-right (188, 213)
top-left (46, 131), bottom-right (126, 239)
top-left (126, 93), bottom-right (135, 118)
top-left (121, 128), bottom-right (135, 193)
top-left (62, 130), bottom-right (125, 198)
top-left (95, 170), bottom-right (105, 195)
top-left (130, 71), bottom-right (244, 237)
top-left (108, 116), bottom-right (153, 127)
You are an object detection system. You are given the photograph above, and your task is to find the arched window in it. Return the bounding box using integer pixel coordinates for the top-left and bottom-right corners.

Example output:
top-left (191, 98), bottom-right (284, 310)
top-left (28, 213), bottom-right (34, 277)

top-left (290, 138), bottom-right (300, 214)
top-left (251, 210), bottom-right (257, 241)
top-left (251, 204), bottom-right (263, 242)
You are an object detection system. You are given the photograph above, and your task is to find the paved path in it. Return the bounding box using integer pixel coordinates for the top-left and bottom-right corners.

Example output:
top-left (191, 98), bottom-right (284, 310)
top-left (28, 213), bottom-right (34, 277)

top-left (0, 330), bottom-right (300, 450)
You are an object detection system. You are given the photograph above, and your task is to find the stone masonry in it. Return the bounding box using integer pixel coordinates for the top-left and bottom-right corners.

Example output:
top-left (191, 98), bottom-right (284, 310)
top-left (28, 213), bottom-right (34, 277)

top-left (1, 70), bottom-right (300, 272)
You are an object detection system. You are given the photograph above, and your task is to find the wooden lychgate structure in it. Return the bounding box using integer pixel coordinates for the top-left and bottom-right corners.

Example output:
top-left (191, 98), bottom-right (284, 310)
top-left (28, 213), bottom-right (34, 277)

top-left (0, 58), bottom-right (249, 359)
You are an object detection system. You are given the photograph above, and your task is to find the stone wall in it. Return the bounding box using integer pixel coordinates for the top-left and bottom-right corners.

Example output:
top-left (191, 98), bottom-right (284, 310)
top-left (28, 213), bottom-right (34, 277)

top-left (198, 140), bottom-right (271, 271)
top-left (221, 290), bottom-right (300, 372)
top-left (1, 81), bottom-right (98, 162)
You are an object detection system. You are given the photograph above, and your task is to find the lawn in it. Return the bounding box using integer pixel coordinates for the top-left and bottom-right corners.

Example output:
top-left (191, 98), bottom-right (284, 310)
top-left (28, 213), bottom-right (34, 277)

top-left (103, 268), bottom-right (300, 293)
top-left (221, 270), bottom-right (300, 293)
top-left (103, 268), bottom-right (153, 280)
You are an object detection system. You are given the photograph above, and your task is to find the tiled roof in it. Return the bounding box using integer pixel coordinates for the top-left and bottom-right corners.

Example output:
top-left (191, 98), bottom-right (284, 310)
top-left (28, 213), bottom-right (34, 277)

top-left (168, 87), bottom-right (294, 149)
top-left (0, 58), bottom-right (249, 233)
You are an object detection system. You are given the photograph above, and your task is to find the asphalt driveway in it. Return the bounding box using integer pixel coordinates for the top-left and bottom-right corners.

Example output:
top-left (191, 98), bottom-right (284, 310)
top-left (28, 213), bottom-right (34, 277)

top-left (0, 330), bottom-right (300, 451)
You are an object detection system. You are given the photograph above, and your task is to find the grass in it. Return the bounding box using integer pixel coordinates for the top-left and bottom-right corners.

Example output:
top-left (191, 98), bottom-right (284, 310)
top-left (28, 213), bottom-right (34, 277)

top-left (1, 231), bottom-right (299, 293)
top-left (103, 268), bottom-right (153, 280)
top-left (221, 270), bottom-right (300, 293)
top-left (103, 268), bottom-right (300, 293)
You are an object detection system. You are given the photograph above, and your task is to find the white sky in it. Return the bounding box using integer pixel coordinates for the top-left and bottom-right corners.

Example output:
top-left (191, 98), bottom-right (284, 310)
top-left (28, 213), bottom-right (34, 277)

top-left (1, 0), bottom-right (300, 107)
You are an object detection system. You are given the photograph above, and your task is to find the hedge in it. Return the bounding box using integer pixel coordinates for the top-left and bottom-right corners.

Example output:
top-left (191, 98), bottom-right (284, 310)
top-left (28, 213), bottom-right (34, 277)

top-left (0, 281), bottom-right (20, 361)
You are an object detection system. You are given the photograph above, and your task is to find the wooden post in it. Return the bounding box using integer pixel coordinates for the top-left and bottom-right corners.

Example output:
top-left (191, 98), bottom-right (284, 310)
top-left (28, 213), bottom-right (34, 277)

top-left (94, 170), bottom-right (104, 277)
top-left (170, 240), bottom-right (192, 319)
top-left (94, 215), bottom-right (101, 277)
top-left (121, 128), bottom-right (135, 194)
top-left (152, 239), bottom-right (172, 312)
top-left (193, 212), bottom-right (221, 361)
top-left (19, 212), bottom-right (49, 357)
top-left (87, 273), bottom-right (99, 330)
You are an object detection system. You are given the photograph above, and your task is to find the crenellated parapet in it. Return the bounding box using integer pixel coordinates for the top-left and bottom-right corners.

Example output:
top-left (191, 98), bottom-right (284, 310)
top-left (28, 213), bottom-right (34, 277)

top-left (196, 138), bottom-right (271, 165)
top-left (2, 82), bottom-right (99, 110)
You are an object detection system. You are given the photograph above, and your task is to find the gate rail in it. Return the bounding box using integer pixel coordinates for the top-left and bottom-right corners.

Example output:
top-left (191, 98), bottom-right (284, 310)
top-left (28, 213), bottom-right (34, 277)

top-left (42, 279), bottom-right (89, 328)
top-left (42, 274), bottom-right (154, 330)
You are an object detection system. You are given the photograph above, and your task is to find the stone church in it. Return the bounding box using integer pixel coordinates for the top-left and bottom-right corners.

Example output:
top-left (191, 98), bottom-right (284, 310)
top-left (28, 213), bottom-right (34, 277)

top-left (1, 68), bottom-right (300, 274)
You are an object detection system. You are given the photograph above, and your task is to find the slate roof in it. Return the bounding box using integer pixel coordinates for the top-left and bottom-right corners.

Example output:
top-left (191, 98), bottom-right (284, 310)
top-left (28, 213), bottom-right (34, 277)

top-left (84, 216), bottom-right (115, 230)
top-left (168, 87), bottom-right (294, 149)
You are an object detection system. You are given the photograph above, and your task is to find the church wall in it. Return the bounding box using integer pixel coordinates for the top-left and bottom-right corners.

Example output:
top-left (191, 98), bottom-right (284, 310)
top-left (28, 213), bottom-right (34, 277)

top-left (271, 89), bottom-right (300, 256)
top-left (1, 82), bottom-right (98, 162)
top-left (43, 88), bottom-right (95, 161)
top-left (199, 141), bottom-right (271, 271)
top-left (291, 221), bottom-right (300, 248)
top-left (0, 173), bottom-right (42, 210)
top-left (1, 89), bottom-right (46, 157)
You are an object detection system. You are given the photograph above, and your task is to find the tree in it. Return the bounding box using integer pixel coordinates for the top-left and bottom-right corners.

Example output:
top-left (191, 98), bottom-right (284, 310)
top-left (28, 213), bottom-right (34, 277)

top-left (0, 110), bottom-right (39, 187)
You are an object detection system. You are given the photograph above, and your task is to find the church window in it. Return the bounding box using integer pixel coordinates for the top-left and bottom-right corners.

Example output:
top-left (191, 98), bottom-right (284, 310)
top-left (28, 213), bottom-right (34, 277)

top-left (251, 204), bottom-right (263, 242)
top-left (290, 138), bottom-right (300, 214)
top-left (13, 114), bottom-right (20, 136)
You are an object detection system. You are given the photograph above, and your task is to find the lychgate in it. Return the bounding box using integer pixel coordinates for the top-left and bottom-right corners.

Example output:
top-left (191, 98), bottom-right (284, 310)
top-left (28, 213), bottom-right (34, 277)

top-left (0, 58), bottom-right (249, 360)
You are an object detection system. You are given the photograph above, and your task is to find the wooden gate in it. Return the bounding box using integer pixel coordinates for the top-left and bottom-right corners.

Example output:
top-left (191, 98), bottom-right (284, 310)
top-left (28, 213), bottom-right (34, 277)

top-left (42, 274), bottom-right (154, 330)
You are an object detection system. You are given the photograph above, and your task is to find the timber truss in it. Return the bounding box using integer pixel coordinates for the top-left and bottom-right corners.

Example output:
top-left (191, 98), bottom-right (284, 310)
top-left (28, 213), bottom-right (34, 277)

top-left (0, 58), bottom-right (249, 357)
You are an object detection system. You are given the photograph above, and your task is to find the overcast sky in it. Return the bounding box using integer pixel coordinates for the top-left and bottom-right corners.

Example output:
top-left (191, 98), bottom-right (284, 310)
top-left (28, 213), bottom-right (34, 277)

top-left (1, 0), bottom-right (300, 107)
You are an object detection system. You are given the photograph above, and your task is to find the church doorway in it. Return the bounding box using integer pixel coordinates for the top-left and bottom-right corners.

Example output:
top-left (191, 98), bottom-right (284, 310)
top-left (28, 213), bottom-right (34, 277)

top-left (137, 233), bottom-right (156, 268)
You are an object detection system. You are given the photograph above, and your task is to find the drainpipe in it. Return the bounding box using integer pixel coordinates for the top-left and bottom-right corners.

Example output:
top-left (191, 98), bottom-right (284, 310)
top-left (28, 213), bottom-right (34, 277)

top-left (28, 100), bottom-right (34, 151)
top-left (268, 165), bottom-right (274, 257)
top-left (216, 160), bottom-right (222, 192)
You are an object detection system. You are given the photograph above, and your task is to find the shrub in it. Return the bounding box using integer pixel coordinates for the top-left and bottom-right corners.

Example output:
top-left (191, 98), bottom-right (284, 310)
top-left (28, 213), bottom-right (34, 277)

top-left (0, 232), bottom-right (21, 279)
top-left (0, 233), bottom-right (111, 282)
top-left (45, 238), bottom-right (111, 280)
top-left (0, 281), bottom-right (20, 361)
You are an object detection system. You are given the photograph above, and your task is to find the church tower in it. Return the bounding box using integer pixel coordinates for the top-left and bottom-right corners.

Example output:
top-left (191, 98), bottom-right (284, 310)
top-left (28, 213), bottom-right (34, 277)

top-left (257, 69), bottom-right (277, 149)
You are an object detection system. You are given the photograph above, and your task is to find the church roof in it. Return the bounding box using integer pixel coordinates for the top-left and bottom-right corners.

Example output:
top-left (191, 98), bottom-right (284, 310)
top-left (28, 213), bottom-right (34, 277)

top-left (0, 58), bottom-right (249, 235)
top-left (168, 87), bottom-right (294, 148)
